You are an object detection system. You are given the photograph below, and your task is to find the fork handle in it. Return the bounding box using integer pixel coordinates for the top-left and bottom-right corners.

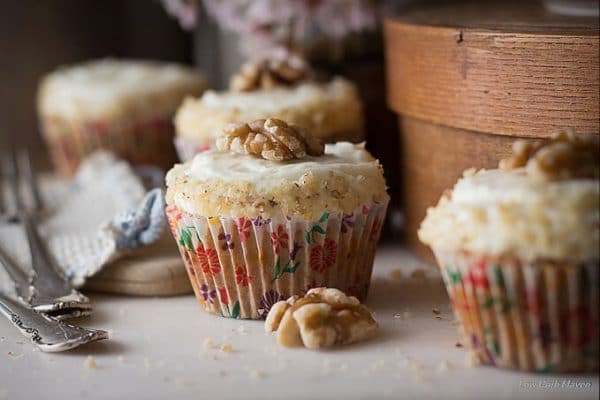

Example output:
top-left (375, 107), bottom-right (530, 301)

top-left (0, 291), bottom-right (107, 352)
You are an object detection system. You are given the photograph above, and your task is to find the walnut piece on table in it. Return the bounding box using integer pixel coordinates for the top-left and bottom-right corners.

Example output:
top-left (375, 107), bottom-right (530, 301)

top-left (216, 118), bottom-right (324, 161)
top-left (499, 129), bottom-right (599, 181)
top-left (265, 287), bottom-right (378, 349)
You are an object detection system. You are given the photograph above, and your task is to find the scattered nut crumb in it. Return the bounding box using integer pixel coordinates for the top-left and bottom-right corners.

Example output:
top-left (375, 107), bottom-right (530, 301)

top-left (455, 342), bottom-right (463, 348)
top-left (84, 356), bottom-right (96, 369)
top-left (432, 308), bottom-right (441, 315)
top-left (15, 341), bottom-right (24, 345)
top-left (393, 313), bottom-right (402, 319)
top-left (389, 269), bottom-right (403, 280)
top-left (435, 316), bottom-right (443, 320)
top-left (410, 269), bottom-right (426, 279)
top-left (437, 360), bottom-right (453, 372)
top-left (450, 319), bottom-right (460, 326)
top-left (250, 369), bottom-right (265, 379)
top-left (117, 355), bottom-right (125, 363)
top-left (7, 352), bottom-right (23, 360)
top-left (220, 344), bottom-right (233, 353)
top-left (403, 311), bottom-right (412, 319)
top-left (203, 337), bottom-right (215, 350)
top-left (465, 351), bottom-right (481, 368)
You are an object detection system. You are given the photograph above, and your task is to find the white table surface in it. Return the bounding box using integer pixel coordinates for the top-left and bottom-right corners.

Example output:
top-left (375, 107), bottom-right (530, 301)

top-left (0, 245), bottom-right (597, 400)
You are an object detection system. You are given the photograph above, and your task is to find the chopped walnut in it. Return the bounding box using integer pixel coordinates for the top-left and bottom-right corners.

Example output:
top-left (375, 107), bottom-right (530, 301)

top-left (230, 57), bottom-right (310, 92)
top-left (499, 130), bottom-right (599, 181)
top-left (265, 287), bottom-right (378, 349)
top-left (216, 118), bottom-right (324, 161)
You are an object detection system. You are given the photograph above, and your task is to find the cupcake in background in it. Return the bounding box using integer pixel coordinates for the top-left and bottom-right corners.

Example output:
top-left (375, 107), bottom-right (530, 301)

top-left (419, 130), bottom-right (599, 372)
top-left (37, 59), bottom-right (206, 175)
top-left (166, 118), bottom-right (388, 319)
top-left (173, 54), bottom-right (364, 161)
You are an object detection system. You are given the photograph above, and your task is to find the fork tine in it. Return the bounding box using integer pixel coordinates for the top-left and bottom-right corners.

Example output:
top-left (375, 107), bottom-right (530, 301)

top-left (2, 149), bottom-right (23, 211)
top-left (18, 149), bottom-right (43, 212)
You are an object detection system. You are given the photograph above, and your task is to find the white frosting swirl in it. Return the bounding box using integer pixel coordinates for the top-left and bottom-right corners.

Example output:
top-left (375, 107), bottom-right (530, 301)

top-left (419, 168), bottom-right (599, 261)
top-left (166, 142), bottom-right (388, 219)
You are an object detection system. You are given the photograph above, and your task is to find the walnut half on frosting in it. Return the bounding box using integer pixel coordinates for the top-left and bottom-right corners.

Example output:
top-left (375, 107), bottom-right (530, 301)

top-left (499, 130), bottom-right (599, 182)
top-left (265, 287), bottom-right (378, 349)
top-left (230, 57), bottom-right (310, 92)
top-left (216, 118), bottom-right (324, 161)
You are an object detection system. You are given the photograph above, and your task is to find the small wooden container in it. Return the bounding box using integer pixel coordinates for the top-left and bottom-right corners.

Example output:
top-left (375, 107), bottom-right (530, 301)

top-left (384, 1), bottom-right (599, 262)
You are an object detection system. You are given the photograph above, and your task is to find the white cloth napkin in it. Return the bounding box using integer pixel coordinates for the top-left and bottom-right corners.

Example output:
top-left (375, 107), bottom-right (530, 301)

top-left (0, 152), bottom-right (165, 297)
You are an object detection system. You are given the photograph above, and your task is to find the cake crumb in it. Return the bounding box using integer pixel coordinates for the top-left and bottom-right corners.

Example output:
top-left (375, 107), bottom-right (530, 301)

top-left (437, 360), bottom-right (453, 372)
top-left (403, 311), bottom-right (412, 319)
top-left (465, 351), bottom-right (481, 368)
top-left (84, 356), bottom-right (96, 369)
top-left (7, 352), bottom-right (23, 360)
top-left (410, 269), bottom-right (426, 279)
top-left (220, 344), bottom-right (233, 353)
top-left (455, 342), bottom-right (463, 348)
top-left (117, 355), bottom-right (125, 364)
top-left (250, 369), bottom-right (265, 379)
top-left (203, 337), bottom-right (215, 350)
top-left (389, 269), bottom-right (403, 280)
top-left (432, 308), bottom-right (441, 315)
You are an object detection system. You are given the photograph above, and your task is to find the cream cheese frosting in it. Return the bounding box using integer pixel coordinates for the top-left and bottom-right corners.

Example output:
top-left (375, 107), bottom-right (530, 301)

top-left (418, 168), bottom-right (599, 261)
top-left (174, 77), bottom-right (363, 143)
top-left (38, 59), bottom-right (206, 120)
top-left (166, 142), bottom-right (388, 219)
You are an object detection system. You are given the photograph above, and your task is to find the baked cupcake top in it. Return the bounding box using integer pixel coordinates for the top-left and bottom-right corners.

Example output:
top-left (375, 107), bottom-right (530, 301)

top-left (38, 59), bottom-right (206, 120)
top-left (166, 119), bottom-right (388, 219)
top-left (419, 131), bottom-right (599, 262)
top-left (174, 77), bottom-right (363, 143)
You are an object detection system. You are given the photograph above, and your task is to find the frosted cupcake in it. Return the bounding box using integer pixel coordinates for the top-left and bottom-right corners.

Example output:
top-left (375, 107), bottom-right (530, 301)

top-left (37, 59), bottom-right (206, 175)
top-left (166, 118), bottom-right (388, 319)
top-left (173, 57), bottom-right (364, 161)
top-left (419, 131), bottom-right (599, 372)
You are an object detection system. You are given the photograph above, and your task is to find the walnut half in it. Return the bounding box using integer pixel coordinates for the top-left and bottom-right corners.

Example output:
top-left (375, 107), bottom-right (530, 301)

top-left (265, 288), bottom-right (378, 349)
top-left (230, 57), bottom-right (310, 92)
top-left (216, 118), bottom-right (324, 161)
top-left (499, 130), bottom-right (599, 181)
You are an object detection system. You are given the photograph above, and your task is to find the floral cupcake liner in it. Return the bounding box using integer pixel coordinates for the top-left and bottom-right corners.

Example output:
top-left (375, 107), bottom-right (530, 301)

top-left (174, 136), bottom-right (214, 162)
top-left (166, 201), bottom-right (388, 320)
top-left (40, 114), bottom-right (179, 175)
top-left (433, 250), bottom-right (599, 372)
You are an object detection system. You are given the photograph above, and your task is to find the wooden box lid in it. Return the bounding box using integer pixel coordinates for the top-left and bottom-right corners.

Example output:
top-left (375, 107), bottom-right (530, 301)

top-left (385, 0), bottom-right (599, 137)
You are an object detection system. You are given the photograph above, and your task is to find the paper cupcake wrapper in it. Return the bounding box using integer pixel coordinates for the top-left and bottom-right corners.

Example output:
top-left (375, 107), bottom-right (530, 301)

top-left (40, 114), bottom-right (178, 175)
top-left (432, 250), bottom-right (599, 372)
top-left (174, 136), bottom-right (214, 162)
top-left (166, 202), bottom-right (388, 320)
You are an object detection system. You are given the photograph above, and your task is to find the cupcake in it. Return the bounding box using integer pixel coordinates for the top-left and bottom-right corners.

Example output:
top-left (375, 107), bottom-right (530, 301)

top-left (419, 131), bottom-right (599, 372)
top-left (173, 56), bottom-right (364, 161)
top-left (37, 59), bottom-right (206, 175)
top-left (166, 118), bottom-right (388, 319)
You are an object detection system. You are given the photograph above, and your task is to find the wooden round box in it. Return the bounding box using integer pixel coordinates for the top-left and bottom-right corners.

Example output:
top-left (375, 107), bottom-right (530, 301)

top-left (384, 1), bottom-right (599, 262)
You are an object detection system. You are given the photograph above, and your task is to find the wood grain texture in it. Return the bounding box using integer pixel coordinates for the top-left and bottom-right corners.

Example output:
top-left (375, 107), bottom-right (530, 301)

top-left (399, 117), bottom-right (532, 263)
top-left (384, 3), bottom-right (599, 137)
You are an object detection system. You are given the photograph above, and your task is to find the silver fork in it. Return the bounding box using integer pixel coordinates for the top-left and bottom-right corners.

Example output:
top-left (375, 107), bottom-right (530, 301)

top-left (0, 149), bottom-right (91, 319)
top-left (0, 291), bottom-right (108, 352)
